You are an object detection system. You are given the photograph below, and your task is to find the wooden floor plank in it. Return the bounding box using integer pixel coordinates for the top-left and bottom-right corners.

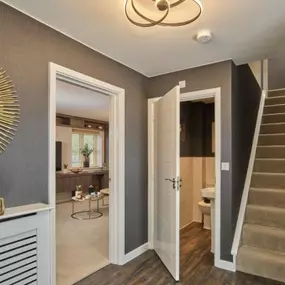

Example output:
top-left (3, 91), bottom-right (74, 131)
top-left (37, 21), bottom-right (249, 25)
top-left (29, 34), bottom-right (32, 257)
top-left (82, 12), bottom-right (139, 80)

top-left (76, 222), bottom-right (285, 285)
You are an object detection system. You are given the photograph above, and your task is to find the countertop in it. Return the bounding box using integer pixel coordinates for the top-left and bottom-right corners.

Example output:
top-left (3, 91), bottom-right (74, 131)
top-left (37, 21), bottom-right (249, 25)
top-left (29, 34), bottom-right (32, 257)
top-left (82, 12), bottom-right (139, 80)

top-left (56, 169), bottom-right (109, 177)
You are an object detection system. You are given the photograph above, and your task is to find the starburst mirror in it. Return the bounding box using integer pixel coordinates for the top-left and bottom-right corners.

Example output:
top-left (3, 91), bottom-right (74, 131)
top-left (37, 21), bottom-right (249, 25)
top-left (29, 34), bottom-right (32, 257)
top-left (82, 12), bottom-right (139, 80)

top-left (0, 68), bottom-right (20, 154)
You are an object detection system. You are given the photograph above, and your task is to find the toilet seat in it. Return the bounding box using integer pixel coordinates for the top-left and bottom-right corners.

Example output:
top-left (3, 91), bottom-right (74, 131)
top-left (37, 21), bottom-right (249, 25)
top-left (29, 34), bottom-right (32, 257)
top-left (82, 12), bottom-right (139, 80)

top-left (198, 201), bottom-right (211, 208)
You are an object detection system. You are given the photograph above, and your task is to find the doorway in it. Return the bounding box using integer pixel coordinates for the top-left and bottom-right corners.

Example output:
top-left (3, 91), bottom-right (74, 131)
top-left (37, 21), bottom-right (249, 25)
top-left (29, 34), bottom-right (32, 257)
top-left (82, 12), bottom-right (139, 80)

top-left (48, 63), bottom-right (125, 284)
top-left (148, 87), bottom-right (222, 281)
top-left (55, 79), bottom-right (111, 284)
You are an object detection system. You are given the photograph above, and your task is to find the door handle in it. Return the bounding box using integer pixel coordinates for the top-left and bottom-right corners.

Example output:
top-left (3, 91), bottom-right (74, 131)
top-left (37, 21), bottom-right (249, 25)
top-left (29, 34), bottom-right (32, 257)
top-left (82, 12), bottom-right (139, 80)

top-left (165, 178), bottom-right (175, 182)
top-left (165, 178), bottom-right (182, 190)
top-left (165, 178), bottom-right (176, 189)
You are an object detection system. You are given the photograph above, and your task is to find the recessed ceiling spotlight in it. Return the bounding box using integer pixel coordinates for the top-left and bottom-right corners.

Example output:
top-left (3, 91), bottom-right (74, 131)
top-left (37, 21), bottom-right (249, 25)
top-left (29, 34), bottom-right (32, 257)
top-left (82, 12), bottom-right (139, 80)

top-left (87, 125), bottom-right (92, 128)
top-left (195, 30), bottom-right (212, 44)
top-left (98, 126), bottom-right (103, 130)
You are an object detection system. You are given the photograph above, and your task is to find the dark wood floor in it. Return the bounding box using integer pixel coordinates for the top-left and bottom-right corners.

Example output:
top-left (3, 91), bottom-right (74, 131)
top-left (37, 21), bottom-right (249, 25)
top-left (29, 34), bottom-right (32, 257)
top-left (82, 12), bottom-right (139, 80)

top-left (76, 223), bottom-right (284, 285)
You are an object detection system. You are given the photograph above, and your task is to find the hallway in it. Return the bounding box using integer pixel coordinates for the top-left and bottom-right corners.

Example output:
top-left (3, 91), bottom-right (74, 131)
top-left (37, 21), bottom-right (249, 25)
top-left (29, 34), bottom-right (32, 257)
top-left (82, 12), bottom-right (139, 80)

top-left (76, 223), bottom-right (284, 285)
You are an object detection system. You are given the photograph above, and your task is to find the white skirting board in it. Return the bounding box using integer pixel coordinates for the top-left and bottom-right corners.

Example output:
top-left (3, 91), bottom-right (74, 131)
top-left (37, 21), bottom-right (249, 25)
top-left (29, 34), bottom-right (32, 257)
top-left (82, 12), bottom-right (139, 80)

top-left (215, 259), bottom-right (236, 272)
top-left (124, 243), bottom-right (149, 264)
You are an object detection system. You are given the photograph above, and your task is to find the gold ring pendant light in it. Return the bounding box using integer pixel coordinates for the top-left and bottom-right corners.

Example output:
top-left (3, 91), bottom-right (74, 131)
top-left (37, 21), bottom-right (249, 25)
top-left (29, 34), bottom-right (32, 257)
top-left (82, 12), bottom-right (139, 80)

top-left (124, 0), bottom-right (203, 27)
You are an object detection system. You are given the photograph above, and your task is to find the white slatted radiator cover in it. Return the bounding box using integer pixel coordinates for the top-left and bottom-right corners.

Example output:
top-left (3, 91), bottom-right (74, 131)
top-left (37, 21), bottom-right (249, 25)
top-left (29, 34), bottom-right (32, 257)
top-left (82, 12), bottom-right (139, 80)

top-left (0, 211), bottom-right (50, 285)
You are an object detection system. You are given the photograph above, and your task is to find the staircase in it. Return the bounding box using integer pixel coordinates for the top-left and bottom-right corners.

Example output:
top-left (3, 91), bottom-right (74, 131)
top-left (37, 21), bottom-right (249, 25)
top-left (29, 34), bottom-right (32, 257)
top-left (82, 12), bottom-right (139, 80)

top-left (237, 89), bottom-right (285, 283)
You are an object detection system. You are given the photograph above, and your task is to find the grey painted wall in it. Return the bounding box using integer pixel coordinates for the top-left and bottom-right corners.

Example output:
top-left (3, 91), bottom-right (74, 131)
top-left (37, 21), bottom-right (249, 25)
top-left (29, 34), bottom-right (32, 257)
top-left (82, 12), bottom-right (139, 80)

top-left (268, 57), bottom-right (285, 90)
top-left (0, 3), bottom-right (148, 254)
top-left (231, 64), bottom-right (261, 232)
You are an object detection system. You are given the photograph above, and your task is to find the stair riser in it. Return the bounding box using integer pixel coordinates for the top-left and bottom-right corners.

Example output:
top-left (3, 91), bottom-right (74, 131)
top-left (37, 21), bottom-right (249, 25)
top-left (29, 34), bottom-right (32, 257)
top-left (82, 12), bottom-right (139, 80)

top-left (268, 90), bottom-right (285, 98)
top-left (251, 174), bottom-right (285, 189)
top-left (246, 206), bottom-right (285, 228)
top-left (264, 105), bottom-right (285, 114)
top-left (254, 159), bottom-right (285, 173)
top-left (256, 147), bottom-right (285, 158)
top-left (242, 226), bottom-right (285, 253)
top-left (262, 114), bottom-right (285, 124)
top-left (258, 134), bottom-right (285, 145)
top-left (237, 249), bottom-right (285, 283)
top-left (265, 97), bottom-right (285, 106)
top-left (249, 189), bottom-right (285, 208)
top-left (260, 124), bottom-right (285, 134)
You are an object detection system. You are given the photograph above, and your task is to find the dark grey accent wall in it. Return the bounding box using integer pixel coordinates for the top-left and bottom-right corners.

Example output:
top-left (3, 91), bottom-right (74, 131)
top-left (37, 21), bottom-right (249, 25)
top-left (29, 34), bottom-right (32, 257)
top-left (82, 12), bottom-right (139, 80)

top-left (0, 3), bottom-right (148, 254)
top-left (231, 63), bottom-right (261, 233)
top-left (147, 61), bottom-right (234, 261)
top-left (180, 102), bottom-right (214, 157)
top-left (268, 57), bottom-right (285, 90)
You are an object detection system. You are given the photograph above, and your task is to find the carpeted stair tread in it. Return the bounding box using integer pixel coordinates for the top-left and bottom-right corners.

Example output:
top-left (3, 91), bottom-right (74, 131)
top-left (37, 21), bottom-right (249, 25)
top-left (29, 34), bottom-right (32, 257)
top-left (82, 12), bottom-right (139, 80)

top-left (265, 96), bottom-right (285, 106)
top-left (251, 172), bottom-right (285, 189)
top-left (264, 104), bottom-right (285, 115)
top-left (242, 223), bottom-right (285, 253)
top-left (268, 90), bottom-right (285, 98)
top-left (262, 113), bottom-right (285, 124)
top-left (265, 97), bottom-right (285, 107)
top-left (237, 245), bottom-right (285, 283)
top-left (260, 123), bottom-right (285, 134)
top-left (246, 204), bottom-right (285, 229)
top-left (254, 158), bottom-right (285, 173)
top-left (256, 146), bottom-right (285, 158)
top-left (258, 133), bottom-right (285, 145)
top-left (249, 188), bottom-right (285, 208)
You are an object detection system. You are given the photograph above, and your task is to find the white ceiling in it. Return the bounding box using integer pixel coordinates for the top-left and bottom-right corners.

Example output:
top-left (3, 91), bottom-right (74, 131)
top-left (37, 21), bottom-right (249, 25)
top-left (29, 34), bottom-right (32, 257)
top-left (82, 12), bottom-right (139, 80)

top-left (56, 80), bottom-right (110, 121)
top-left (2, 0), bottom-right (285, 76)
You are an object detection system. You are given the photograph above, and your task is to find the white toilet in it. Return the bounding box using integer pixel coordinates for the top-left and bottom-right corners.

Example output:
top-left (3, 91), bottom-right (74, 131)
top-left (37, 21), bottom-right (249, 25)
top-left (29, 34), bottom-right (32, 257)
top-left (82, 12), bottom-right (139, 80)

top-left (198, 200), bottom-right (211, 230)
top-left (200, 187), bottom-right (216, 253)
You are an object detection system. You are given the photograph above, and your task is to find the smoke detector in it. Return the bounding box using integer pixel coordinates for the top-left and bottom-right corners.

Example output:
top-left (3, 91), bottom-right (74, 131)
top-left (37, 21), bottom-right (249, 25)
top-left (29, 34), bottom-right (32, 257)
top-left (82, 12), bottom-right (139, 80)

top-left (195, 30), bottom-right (212, 44)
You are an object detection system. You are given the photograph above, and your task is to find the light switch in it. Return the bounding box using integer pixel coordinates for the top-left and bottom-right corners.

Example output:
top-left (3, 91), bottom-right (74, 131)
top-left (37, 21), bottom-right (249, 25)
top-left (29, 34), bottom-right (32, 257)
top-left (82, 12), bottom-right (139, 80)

top-left (221, 162), bottom-right (230, 171)
top-left (179, 80), bottom-right (186, 89)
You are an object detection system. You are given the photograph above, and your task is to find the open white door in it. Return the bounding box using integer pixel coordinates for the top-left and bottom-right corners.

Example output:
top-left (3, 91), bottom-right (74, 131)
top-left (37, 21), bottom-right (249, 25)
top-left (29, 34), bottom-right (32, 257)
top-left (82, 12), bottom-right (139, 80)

top-left (154, 86), bottom-right (180, 281)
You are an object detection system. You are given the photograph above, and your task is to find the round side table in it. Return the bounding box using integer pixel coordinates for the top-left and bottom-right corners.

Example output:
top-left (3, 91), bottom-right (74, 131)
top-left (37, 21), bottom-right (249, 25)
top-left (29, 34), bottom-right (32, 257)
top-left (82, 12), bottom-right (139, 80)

top-left (100, 188), bottom-right (109, 206)
top-left (71, 194), bottom-right (104, 220)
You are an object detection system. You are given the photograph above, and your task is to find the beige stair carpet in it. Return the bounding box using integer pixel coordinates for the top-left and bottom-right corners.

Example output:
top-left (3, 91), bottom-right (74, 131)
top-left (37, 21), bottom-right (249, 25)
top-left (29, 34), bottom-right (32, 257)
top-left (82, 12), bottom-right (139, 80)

top-left (237, 90), bottom-right (285, 284)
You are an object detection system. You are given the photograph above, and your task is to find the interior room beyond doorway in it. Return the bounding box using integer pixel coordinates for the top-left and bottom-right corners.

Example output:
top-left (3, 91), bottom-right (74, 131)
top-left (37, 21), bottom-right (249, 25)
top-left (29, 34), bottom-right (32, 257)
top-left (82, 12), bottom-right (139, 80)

top-left (55, 79), bottom-right (110, 285)
top-left (179, 92), bottom-right (218, 271)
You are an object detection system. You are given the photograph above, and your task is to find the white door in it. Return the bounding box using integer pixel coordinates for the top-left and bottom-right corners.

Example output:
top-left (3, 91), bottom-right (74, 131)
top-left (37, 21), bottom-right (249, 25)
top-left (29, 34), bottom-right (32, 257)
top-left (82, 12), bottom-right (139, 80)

top-left (154, 86), bottom-right (180, 281)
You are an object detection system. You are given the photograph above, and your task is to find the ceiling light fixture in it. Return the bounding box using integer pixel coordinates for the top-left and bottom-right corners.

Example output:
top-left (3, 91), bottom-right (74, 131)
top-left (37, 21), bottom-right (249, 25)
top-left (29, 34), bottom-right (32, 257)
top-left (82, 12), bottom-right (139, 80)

top-left (124, 0), bottom-right (203, 28)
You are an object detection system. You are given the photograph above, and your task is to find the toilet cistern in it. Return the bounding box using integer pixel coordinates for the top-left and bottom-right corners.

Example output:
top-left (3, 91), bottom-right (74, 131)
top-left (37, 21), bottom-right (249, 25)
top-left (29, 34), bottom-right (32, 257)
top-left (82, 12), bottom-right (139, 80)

top-left (201, 187), bottom-right (215, 199)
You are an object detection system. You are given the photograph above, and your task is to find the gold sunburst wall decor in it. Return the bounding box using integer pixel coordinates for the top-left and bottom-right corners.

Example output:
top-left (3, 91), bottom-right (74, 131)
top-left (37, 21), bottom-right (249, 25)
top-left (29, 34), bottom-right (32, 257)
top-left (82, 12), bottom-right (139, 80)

top-left (0, 68), bottom-right (20, 154)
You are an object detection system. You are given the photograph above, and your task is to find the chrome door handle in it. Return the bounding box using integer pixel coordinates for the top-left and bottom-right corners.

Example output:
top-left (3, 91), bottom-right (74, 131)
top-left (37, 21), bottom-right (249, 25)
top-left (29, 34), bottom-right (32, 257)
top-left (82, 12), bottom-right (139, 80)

top-left (165, 178), bottom-right (182, 190)
top-left (165, 178), bottom-right (175, 182)
top-left (165, 178), bottom-right (176, 189)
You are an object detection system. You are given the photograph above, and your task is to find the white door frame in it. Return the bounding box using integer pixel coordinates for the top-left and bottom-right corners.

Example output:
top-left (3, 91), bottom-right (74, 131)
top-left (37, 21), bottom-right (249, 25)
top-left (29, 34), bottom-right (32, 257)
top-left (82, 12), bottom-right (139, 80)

top-left (148, 87), bottom-right (234, 271)
top-left (48, 63), bottom-right (125, 284)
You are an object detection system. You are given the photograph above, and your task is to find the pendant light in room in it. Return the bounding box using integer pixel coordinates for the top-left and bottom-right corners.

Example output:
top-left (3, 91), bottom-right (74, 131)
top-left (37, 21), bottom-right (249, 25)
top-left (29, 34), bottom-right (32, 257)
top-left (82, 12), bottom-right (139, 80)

top-left (124, 0), bottom-right (203, 27)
